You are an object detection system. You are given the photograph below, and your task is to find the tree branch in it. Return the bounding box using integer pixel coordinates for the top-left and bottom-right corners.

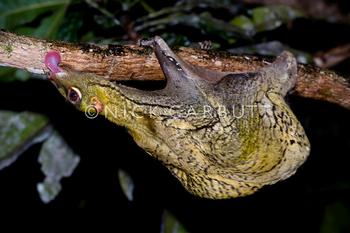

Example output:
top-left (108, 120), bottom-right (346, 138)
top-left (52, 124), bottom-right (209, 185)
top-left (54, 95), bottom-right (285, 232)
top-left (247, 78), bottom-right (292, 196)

top-left (0, 30), bottom-right (349, 109)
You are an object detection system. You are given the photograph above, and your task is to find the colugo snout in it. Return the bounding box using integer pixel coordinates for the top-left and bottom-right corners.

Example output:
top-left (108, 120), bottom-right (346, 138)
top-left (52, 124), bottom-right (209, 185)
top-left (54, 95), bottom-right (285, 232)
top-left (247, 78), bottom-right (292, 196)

top-left (45, 36), bottom-right (310, 199)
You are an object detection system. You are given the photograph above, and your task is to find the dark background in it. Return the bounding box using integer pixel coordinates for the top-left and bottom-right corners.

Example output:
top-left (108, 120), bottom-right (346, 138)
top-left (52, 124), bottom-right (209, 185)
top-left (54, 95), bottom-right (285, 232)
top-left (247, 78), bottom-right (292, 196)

top-left (0, 1), bottom-right (349, 232)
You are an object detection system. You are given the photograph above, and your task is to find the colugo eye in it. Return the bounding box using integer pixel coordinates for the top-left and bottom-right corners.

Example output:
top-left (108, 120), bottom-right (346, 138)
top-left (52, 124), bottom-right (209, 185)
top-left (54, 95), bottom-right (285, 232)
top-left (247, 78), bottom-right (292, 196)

top-left (67, 87), bottom-right (82, 104)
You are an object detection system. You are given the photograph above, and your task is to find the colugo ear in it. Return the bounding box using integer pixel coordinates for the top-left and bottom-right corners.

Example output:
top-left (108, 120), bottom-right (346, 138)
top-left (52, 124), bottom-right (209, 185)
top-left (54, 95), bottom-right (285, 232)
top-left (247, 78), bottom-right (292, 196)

top-left (260, 51), bottom-right (298, 96)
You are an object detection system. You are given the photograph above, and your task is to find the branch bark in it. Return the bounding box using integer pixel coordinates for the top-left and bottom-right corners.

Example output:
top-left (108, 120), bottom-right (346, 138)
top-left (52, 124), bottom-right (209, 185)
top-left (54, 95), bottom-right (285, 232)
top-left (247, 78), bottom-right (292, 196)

top-left (0, 30), bottom-right (349, 109)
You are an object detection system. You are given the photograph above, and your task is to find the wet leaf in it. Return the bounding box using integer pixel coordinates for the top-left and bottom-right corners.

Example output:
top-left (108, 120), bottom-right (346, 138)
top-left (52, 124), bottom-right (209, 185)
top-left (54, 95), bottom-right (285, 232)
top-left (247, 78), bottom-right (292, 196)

top-left (161, 210), bottom-right (188, 233)
top-left (0, 111), bottom-right (51, 170)
top-left (37, 130), bottom-right (80, 203)
top-left (118, 169), bottom-right (135, 201)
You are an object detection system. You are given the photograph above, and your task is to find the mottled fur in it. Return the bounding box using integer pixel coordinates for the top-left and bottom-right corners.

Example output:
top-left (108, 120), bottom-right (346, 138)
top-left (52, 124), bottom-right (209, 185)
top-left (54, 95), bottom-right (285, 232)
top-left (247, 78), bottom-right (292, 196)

top-left (47, 37), bottom-right (310, 199)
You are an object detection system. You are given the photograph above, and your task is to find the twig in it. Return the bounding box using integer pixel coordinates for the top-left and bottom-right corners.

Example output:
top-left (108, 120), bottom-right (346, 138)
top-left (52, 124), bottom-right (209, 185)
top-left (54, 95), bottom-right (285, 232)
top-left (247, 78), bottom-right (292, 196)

top-left (314, 43), bottom-right (350, 68)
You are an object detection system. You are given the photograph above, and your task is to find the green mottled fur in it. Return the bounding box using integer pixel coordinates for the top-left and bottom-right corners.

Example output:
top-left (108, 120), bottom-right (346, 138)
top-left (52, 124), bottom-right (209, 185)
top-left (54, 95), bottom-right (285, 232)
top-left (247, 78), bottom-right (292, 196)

top-left (50, 37), bottom-right (310, 199)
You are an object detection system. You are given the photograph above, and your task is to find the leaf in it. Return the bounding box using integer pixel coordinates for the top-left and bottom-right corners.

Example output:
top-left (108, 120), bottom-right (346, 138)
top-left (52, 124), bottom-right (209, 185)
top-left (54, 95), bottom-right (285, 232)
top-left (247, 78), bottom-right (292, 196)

top-left (34, 3), bottom-right (69, 39)
top-left (251, 7), bottom-right (281, 31)
top-left (135, 11), bottom-right (249, 41)
top-left (250, 5), bottom-right (303, 32)
top-left (0, 0), bottom-right (70, 38)
top-left (161, 210), bottom-right (188, 233)
top-left (0, 68), bottom-right (19, 82)
top-left (57, 10), bottom-right (84, 42)
top-left (118, 169), bottom-right (135, 201)
top-left (0, 111), bottom-right (51, 170)
top-left (229, 41), bottom-right (312, 63)
top-left (198, 12), bottom-right (249, 40)
top-left (230, 15), bottom-right (255, 34)
top-left (14, 69), bottom-right (30, 81)
top-left (37, 130), bottom-right (80, 203)
top-left (229, 41), bottom-right (285, 56)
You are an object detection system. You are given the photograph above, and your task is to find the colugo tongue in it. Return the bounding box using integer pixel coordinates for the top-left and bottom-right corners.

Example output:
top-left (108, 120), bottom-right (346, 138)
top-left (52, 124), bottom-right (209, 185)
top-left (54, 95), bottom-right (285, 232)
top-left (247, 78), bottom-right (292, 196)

top-left (44, 51), bottom-right (63, 74)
